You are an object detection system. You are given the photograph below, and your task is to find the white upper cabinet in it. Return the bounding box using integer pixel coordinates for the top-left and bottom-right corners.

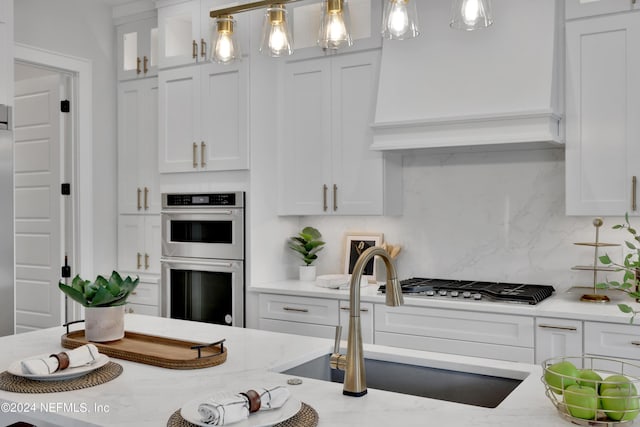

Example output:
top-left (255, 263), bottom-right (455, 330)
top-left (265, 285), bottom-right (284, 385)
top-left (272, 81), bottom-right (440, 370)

top-left (157, 0), bottom-right (249, 68)
top-left (566, 0), bottom-right (640, 20)
top-left (565, 12), bottom-right (640, 215)
top-left (0, 0), bottom-right (12, 106)
top-left (158, 61), bottom-right (248, 173)
top-left (278, 50), bottom-right (401, 216)
top-left (117, 15), bottom-right (158, 80)
top-left (118, 78), bottom-right (160, 214)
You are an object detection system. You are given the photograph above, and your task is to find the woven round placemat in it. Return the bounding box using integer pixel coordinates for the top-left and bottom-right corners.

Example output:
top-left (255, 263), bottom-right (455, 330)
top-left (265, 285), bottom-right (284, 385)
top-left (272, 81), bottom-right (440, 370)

top-left (167, 402), bottom-right (319, 427)
top-left (0, 361), bottom-right (123, 393)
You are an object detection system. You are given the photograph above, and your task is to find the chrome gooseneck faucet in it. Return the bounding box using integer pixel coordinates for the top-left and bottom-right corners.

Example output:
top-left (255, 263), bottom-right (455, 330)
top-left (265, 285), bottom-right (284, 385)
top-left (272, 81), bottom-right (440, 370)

top-left (330, 246), bottom-right (404, 396)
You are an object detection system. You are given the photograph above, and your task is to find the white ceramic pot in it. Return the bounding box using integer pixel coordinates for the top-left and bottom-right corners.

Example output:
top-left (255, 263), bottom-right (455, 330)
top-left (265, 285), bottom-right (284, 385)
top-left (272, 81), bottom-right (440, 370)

top-left (84, 305), bottom-right (125, 342)
top-left (299, 265), bottom-right (317, 281)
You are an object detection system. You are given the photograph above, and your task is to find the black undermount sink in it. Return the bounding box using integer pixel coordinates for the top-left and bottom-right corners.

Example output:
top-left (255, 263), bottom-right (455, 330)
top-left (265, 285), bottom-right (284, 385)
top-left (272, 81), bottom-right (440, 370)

top-left (281, 353), bottom-right (526, 408)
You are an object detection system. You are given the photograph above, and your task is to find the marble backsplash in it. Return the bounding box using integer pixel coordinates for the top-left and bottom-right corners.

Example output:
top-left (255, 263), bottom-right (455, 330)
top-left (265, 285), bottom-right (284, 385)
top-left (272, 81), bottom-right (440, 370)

top-left (295, 148), bottom-right (632, 293)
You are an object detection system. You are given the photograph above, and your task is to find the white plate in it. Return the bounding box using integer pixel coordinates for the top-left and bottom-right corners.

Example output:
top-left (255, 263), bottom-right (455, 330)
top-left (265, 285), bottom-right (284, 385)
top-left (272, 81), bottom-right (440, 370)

top-left (181, 392), bottom-right (301, 427)
top-left (8, 353), bottom-right (110, 381)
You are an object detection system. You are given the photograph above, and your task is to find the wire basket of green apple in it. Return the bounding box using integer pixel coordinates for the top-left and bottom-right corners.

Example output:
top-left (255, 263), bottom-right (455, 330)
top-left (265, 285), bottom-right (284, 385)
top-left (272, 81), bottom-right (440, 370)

top-left (542, 356), bottom-right (640, 426)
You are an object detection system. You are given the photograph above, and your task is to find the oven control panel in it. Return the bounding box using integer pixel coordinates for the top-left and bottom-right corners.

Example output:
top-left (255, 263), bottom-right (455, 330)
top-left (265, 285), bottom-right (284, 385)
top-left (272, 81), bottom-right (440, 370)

top-left (163, 192), bottom-right (244, 208)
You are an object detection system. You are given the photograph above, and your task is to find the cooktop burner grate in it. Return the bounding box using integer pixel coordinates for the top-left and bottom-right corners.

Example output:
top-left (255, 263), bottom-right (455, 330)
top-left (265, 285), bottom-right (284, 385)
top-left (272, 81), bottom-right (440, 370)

top-left (379, 278), bottom-right (555, 305)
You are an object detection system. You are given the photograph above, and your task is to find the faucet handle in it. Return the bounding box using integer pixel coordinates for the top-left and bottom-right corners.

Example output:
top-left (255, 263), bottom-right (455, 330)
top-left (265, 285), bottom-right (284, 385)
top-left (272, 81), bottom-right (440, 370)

top-left (333, 325), bottom-right (342, 353)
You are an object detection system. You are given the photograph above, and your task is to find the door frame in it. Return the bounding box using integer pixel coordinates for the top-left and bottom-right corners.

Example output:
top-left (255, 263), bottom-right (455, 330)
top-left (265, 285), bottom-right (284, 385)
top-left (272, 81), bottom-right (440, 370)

top-left (14, 43), bottom-right (93, 322)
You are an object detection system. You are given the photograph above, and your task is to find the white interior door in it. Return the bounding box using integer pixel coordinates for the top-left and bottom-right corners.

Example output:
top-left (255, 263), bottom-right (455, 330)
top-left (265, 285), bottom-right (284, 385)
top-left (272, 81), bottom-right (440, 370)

top-left (14, 73), bottom-right (63, 332)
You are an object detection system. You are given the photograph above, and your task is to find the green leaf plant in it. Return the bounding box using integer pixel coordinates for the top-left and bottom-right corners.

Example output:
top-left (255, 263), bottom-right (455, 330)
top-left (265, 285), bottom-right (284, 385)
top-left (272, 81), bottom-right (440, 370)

top-left (597, 213), bottom-right (640, 323)
top-left (288, 226), bottom-right (326, 266)
top-left (59, 271), bottom-right (139, 307)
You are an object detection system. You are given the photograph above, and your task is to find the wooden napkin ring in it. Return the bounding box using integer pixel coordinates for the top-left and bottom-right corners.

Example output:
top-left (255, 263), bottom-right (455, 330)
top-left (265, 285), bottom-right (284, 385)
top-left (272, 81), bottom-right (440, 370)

top-left (241, 390), bottom-right (261, 413)
top-left (49, 352), bottom-right (70, 372)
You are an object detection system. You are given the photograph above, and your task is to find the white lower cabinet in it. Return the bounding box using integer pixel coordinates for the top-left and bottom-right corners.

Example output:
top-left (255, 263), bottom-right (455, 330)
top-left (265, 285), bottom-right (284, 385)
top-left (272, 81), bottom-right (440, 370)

top-left (125, 276), bottom-right (160, 316)
top-left (584, 321), bottom-right (640, 360)
top-left (258, 294), bottom-right (340, 339)
top-left (374, 305), bottom-right (535, 363)
top-left (535, 317), bottom-right (583, 364)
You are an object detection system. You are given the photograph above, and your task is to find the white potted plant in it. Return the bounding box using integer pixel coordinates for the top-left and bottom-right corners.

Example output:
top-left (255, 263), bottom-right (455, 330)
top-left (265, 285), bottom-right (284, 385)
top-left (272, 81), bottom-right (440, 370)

top-left (289, 226), bottom-right (325, 281)
top-left (58, 271), bottom-right (139, 342)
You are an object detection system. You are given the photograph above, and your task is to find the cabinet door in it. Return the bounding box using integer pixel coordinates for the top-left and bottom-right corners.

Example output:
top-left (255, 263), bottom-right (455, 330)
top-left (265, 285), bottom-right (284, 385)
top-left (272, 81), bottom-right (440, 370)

top-left (0, 0), bottom-right (11, 106)
top-left (584, 321), bottom-right (640, 361)
top-left (118, 79), bottom-right (159, 214)
top-left (117, 17), bottom-right (158, 81)
top-left (158, 66), bottom-right (201, 172)
top-left (278, 58), bottom-right (332, 215)
top-left (535, 318), bottom-right (583, 364)
top-left (199, 61), bottom-right (248, 170)
top-left (331, 51), bottom-right (383, 215)
top-left (117, 215), bottom-right (145, 273)
top-left (566, 14), bottom-right (640, 215)
top-left (566, 0), bottom-right (636, 20)
top-left (144, 215), bottom-right (161, 274)
top-left (158, 1), bottom-right (201, 68)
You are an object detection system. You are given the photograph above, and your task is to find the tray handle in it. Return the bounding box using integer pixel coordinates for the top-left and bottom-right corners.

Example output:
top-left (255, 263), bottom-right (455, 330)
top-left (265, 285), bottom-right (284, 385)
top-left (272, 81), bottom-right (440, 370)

top-left (190, 339), bottom-right (226, 359)
top-left (63, 319), bottom-right (86, 335)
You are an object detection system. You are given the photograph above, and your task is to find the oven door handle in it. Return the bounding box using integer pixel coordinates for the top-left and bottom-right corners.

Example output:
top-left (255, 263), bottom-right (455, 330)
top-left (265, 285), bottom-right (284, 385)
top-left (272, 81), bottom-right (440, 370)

top-left (161, 258), bottom-right (235, 268)
top-left (161, 209), bottom-right (235, 215)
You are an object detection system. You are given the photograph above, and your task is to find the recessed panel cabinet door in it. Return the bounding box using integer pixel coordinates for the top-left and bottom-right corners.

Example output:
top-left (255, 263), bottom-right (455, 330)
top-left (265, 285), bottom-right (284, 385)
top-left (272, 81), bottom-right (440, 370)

top-left (159, 66), bottom-right (200, 173)
top-left (565, 13), bottom-right (640, 215)
top-left (278, 58), bottom-right (332, 215)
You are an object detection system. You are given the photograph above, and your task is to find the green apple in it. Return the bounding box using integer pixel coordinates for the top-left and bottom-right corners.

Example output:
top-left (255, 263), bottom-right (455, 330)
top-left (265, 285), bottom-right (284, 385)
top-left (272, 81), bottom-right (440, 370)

top-left (600, 375), bottom-right (637, 395)
top-left (601, 387), bottom-right (640, 421)
top-left (577, 369), bottom-right (603, 391)
top-left (545, 361), bottom-right (578, 394)
top-left (564, 384), bottom-right (598, 420)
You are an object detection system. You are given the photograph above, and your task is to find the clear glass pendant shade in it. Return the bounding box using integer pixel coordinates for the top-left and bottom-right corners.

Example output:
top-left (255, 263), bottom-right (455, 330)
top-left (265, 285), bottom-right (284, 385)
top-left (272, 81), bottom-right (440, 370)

top-left (381, 0), bottom-right (420, 40)
top-left (450, 0), bottom-right (493, 31)
top-left (318, 0), bottom-right (352, 50)
top-left (211, 15), bottom-right (240, 64)
top-left (259, 5), bottom-right (293, 57)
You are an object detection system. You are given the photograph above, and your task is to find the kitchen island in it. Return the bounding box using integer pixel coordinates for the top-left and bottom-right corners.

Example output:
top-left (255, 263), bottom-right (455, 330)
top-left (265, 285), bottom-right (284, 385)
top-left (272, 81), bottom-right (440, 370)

top-left (0, 314), bottom-right (572, 426)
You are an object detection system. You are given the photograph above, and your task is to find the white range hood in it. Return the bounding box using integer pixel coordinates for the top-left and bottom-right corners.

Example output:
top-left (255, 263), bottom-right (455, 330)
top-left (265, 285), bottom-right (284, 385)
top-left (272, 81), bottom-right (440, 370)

top-left (372, 0), bottom-right (563, 151)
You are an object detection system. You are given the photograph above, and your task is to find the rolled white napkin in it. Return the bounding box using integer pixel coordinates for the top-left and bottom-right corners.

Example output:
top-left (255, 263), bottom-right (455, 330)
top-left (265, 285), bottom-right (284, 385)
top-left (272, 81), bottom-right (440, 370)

top-left (198, 385), bottom-right (290, 426)
top-left (20, 344), bottom-right (100, 375)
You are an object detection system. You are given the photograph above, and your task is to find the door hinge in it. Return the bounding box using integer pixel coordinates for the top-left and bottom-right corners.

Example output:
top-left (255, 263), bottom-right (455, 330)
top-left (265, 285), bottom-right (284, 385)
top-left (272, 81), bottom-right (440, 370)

top-left (61, 255), bottom-right (71, 279)
top-left (60, 100), bottom-right (70, 113)
top-left (61, 183), bottom-right (71, 195)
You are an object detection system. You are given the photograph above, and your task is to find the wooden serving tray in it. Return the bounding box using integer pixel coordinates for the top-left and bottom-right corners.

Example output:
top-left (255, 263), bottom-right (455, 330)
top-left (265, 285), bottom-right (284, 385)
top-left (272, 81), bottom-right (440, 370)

top-left (61, 330), bottom-right (227, 370)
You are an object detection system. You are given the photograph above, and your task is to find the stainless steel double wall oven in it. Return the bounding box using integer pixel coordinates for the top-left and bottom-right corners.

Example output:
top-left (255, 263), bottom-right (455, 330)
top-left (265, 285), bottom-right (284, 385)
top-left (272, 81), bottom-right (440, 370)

top-left (161, 192), bottom-right (245, 326)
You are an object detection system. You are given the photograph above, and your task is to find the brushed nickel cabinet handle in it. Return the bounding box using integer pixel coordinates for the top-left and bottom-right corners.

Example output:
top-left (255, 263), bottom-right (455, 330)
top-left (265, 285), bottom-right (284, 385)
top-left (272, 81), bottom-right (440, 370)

top-left (144, 187), bottom-right (149, 210)
top-left (538, 324), bottom-right (577, 332)
top-left (143, 56), bottom-right (149, 74)
top-left (137, 188), bottom-right (142, 210)
top-left (631, 341), bottom-right (640, 346)
top-left (201, 141), bottom-right (206, 167)
top-left (136, 252), bottom-right (142, 270)
top-left (136, 56), bottom-right (141, 74)
top-left (201, 38), bottom-right (207, 58)
top-left (144, 253), bottom-right (150, 270)
top-left (193, 142), bottom-right (198, 168)
top-left (333, 184), bottom-right (338, 211)
top-left (192, 40), bottom-right (198, 59)
top-left (340, 306), bottom-right (369, 312)
top-left (633, 176), bottom-right (637, 211)
top-left (283, 306), bottom-right (309, 313)
top-left (323, 184), bottom-right (328, 212)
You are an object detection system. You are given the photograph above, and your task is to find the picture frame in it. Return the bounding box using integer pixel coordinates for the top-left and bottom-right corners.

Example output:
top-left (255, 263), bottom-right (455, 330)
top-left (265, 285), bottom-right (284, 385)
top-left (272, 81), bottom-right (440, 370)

top-left (343, 232), bottom-right (383, 282)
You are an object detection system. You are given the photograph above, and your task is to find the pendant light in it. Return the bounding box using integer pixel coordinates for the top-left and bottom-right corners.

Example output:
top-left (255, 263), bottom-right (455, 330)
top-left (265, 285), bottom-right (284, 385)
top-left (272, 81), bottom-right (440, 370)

top-left (381, 0), bottom-right (420, 40)
top-left (450, 0), bottom-right (493, 31)
top-left (211, 15), bottom-right (240, 64)
top-left (318, 0), bottom-right (352, 50)
top-left (260, 4), bottom-right (293, 57)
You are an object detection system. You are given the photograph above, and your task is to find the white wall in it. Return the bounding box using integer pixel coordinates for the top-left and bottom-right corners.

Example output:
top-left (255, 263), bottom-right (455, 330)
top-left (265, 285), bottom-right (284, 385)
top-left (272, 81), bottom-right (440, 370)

top-left (14, 0), bottom-right (117, 275)
top-left (287, 148), bottom-right (628, 293)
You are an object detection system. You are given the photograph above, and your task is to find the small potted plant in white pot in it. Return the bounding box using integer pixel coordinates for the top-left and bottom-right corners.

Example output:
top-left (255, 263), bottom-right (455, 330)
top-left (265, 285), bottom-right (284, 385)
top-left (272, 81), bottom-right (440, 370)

top-left (289, 226), bottom-right (325, 281)
top-left (59, 271), bottom-right (139, 342)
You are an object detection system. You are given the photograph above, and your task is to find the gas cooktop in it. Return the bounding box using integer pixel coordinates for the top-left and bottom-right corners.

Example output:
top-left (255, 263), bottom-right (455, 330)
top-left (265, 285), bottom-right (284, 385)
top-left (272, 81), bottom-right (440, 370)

top-left (379, 278), bottom-right (555, 305)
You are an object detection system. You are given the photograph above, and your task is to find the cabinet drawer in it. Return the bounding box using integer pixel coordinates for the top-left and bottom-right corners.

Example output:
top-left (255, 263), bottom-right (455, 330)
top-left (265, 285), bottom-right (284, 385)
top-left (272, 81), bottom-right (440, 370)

top-left (535, 317), bottom-right (583, 364)
top-left (585, 321), bottom-right (640, 360)
top-left (127, 281), bottom-right (159, 306)
top-left (259, 318), bottom-right (337, 339)
top-left (375, 305), bottom-right (534, 347)
top-left (259, 294), bottom-right (339, 325)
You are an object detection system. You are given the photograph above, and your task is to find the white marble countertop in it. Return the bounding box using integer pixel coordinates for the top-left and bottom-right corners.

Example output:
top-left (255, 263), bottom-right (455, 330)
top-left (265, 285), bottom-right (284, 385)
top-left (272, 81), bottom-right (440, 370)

top-left (249, 280), bottom-right (638, 324)
top-left (0, 314), bottom-right (583, 427)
